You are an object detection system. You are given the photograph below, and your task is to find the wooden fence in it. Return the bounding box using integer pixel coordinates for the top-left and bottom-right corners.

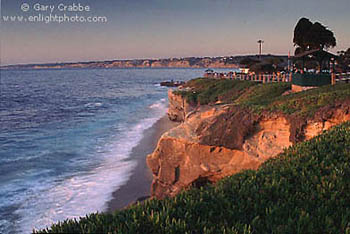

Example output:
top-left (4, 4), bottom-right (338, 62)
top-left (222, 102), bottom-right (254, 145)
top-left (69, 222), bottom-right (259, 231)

top-left (335, 73), bottom-right (350, 83)
top-left (204, 72), bottom-right (292, 83)
top-left (204, 72), bottom-right (350, 84)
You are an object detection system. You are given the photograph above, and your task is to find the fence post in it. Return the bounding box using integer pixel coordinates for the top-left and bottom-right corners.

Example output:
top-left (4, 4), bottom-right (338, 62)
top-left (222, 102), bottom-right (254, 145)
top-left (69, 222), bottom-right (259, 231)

top-left (331, 73), bottom-right (336, 85)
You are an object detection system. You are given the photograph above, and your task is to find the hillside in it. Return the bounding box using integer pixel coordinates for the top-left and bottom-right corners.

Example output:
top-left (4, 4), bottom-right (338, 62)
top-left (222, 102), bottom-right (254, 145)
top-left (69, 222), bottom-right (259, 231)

top-left (174, 78), bottom-right (350, 117)
top-left (1, 55), bottom-right (287, 70)
top-left (35, 121), bottom-right (350, 233)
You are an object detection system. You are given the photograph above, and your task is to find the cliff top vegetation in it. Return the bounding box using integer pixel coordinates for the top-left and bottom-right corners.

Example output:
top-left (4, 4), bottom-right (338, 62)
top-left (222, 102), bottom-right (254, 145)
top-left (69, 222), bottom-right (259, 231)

top-left (174, 78), bottom-right (350, 117)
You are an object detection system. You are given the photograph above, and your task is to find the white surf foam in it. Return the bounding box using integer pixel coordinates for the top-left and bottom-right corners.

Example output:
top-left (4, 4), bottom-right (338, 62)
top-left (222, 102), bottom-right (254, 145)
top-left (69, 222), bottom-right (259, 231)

top-left (17, 98), bottom-right (168, 233)
top-left (84, 102), bottom-right (103, 108)
top-left (149, 98), bottom-right (166, 110)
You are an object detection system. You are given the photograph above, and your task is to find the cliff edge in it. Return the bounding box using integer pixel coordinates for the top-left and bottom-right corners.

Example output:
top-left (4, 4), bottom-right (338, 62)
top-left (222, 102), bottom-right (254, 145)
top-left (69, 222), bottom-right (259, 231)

top-left (147, 80), bottom-right (350, 199)
top-left (167, 89), bottom-right (196, 122)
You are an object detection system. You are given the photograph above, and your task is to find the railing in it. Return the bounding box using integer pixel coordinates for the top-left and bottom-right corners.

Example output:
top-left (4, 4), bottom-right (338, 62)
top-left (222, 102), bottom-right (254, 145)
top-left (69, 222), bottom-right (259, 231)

top-left (204, 72), bottom-right (350, 85)
top-left (335, 73), bottom-right (350, 83)
top-left (204, 72), bottom-right (292, 83)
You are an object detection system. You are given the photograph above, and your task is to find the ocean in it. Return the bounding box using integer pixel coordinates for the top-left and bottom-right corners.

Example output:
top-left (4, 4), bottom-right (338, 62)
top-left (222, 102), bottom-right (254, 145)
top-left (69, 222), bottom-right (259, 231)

top-left (0, 68), bottom-right (216, 233)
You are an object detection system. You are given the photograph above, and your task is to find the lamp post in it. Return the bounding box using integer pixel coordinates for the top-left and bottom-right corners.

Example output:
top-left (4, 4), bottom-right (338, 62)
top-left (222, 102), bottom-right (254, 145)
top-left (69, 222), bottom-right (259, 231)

top-left (257, 40), bottom-right (264, 59)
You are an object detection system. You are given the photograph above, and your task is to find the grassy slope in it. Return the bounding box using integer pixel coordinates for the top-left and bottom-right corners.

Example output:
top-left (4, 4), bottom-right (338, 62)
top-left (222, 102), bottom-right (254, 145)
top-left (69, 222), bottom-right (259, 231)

top-left (175, 78), bottom-right (350, 117)
top-left (36, 122), bottom-right (350, 233)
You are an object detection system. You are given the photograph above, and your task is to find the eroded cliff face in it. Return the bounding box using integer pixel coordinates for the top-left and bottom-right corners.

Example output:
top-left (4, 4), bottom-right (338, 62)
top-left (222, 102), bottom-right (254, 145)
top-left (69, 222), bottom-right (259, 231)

top-left (304, 101), bottom-right (350, 140)
top-left (167, 89), bottom-right (196, 122)
top-left (147, 94), bottom-right (350, 199)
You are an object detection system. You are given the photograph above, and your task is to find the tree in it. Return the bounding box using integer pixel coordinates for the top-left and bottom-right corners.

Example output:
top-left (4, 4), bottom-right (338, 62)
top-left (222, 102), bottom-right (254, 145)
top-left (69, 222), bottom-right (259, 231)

top-left (307, 22), bottom-right (336, 50)
top-left (293, 17), bottom-right (313, 53)
top-left (293, 17), bottom-right (337, 72)
top-left (293, 17), bottom-right (336, 55)
top-left (239, 57), bottom-right (259, 67)
top-left (337, 48), bottom-right (350, 72)
top-left (250, 62), bottom-right (275, 74)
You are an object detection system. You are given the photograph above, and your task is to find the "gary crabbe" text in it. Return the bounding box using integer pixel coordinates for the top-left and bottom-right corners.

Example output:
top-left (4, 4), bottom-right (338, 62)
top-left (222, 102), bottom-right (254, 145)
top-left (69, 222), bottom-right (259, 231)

top-left (33, 3), bottom-right (91, 13)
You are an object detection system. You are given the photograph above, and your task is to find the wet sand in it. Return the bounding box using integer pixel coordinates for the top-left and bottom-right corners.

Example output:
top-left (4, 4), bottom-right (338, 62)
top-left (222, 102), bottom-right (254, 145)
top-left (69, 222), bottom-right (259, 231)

top-left (107, 115), bottom-right (179, 211)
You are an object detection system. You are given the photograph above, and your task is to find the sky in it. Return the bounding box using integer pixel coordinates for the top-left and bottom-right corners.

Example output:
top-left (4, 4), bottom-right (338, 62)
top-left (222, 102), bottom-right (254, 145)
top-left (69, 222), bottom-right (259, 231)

top-left (1, 0), bottom-right (349, 65)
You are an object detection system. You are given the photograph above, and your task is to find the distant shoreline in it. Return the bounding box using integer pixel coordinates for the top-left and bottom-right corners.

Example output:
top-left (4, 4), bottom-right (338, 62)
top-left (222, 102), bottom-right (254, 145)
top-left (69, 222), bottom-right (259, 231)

top-left (1, 54), bottom-right (287, 70)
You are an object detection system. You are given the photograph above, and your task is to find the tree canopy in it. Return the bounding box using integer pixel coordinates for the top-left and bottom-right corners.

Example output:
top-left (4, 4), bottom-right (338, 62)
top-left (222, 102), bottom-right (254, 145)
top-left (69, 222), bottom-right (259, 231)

top-left (239, 57), bottom-right (259, 67)
top-left (293, 17), bottom-right (336, 55)
top-left (337, 48), bottom-right (350, 72)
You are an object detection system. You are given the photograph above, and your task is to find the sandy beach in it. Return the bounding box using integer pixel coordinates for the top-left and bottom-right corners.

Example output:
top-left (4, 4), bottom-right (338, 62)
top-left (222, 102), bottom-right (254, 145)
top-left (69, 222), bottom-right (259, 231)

top-left (107, 115), bottom-right (179, 211)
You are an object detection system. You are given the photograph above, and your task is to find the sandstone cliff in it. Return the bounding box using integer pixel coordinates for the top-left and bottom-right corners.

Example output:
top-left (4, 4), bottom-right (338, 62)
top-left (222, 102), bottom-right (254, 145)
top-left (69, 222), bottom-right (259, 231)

top-left (167, 89), bottom-right (196, 122)
top-left (147, 91), bottom-right (350, 199)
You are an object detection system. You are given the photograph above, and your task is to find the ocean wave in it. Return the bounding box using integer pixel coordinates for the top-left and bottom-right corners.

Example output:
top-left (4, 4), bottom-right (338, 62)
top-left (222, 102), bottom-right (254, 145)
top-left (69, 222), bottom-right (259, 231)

top-left (149, 98), bottom-right (166, 110)
top-left (0, 67), bottom-right (203, 234)
top-left (84, 102), bottom-right (103, 108)
top-left (16, 99), bottom-right (168, 233)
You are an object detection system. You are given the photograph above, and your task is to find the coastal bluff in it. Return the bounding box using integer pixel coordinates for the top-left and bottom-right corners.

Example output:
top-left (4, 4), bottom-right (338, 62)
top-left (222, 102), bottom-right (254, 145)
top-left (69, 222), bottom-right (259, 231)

top-left (167, 89), bottom-right (196, 122)
top-left (147, 87), bottom-right (350, 199)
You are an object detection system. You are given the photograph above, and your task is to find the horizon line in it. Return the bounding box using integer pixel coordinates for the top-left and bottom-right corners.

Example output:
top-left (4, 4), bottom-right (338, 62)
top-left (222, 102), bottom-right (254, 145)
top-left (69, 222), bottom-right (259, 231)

top-left (1, 53), bottom-right (289, 67)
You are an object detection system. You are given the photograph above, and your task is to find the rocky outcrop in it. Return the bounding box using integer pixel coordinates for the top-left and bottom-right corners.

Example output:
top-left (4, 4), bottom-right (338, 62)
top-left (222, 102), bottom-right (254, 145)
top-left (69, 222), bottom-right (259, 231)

top-left (147, 105), bottom-right (293, 198)
top-left (167, 89), bottom-right (196, 122)
top-left (304, 101), bottom-right (350, 140)
top-left (147, 93), bottom-right (350, 199)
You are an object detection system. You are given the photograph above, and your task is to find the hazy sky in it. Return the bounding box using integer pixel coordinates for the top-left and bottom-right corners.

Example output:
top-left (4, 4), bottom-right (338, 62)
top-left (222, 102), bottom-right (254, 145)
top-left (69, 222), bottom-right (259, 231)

top-left (1, 0), bottom-right (349, 65)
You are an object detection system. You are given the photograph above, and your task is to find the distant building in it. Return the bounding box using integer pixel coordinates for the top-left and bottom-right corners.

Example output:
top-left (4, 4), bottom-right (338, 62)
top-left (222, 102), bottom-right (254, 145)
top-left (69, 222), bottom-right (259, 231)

top-left (239, 68), bottom-right (250, 74)
top-left (204, 69), bottom-right (215, 78)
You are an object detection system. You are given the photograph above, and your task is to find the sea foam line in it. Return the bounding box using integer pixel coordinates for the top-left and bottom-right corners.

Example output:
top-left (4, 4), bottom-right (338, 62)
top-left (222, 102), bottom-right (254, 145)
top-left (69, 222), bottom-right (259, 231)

top-left (17, 98), bottom-right (168, 233)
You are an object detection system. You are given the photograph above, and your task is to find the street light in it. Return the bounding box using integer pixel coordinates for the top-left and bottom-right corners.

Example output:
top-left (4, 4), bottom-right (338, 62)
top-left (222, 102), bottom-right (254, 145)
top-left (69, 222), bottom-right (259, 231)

top-left (257, 40), bottom-right (264, 59)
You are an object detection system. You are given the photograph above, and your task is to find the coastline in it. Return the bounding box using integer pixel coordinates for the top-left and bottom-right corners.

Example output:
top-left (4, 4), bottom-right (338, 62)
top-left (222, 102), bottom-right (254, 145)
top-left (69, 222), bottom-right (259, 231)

top-left (106, 115), bottom-right (179, 211)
